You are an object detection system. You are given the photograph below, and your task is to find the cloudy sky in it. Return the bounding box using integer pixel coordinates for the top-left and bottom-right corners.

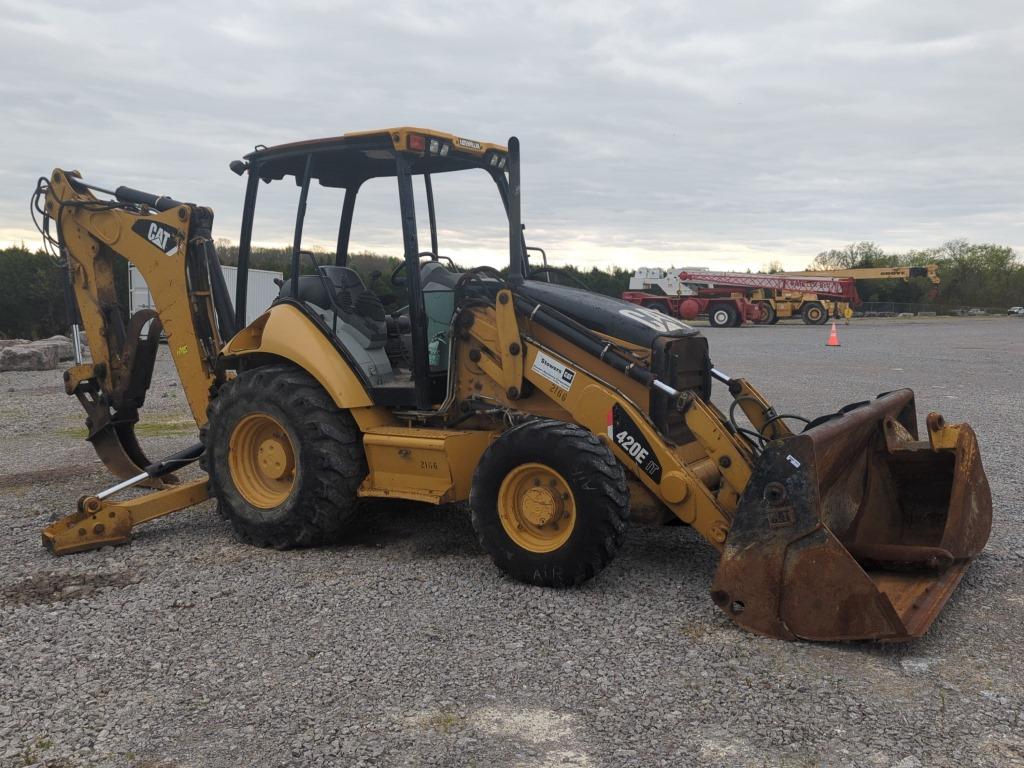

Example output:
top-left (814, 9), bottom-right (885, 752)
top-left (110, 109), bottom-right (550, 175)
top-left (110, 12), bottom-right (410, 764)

top-left (2, 0), bottom-right (1022, 270)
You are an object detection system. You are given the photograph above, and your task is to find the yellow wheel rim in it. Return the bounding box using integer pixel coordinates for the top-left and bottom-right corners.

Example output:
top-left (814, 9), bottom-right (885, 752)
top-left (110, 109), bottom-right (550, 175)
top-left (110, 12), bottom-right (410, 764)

top-left (498, 463), bottom-right (576, 553)
top-left (228, 412), bottom-right (297, 509)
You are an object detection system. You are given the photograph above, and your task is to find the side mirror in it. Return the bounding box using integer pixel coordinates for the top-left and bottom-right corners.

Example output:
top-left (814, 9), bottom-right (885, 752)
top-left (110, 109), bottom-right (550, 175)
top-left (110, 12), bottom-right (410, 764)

top-left (229, 160), bottom-right (248, 176)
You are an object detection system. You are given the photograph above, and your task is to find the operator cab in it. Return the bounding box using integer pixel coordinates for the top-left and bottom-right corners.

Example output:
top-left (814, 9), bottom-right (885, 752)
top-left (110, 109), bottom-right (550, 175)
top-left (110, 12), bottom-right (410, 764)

top-left (231, 127), bottom-right (698, 412)
top-left (232, 128), bottom-right (512, 410)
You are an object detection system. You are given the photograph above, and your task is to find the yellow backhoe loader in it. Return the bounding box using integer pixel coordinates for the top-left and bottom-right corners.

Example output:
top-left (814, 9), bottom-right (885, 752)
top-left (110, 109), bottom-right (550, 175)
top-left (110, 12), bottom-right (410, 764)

top-left (32, 128), bottom-right (992, 641)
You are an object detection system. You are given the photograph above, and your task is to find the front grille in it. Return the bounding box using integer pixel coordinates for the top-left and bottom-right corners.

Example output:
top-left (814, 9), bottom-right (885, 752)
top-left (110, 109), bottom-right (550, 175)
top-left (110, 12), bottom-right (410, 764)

top-left (649, 335), bottom-right (711, 442)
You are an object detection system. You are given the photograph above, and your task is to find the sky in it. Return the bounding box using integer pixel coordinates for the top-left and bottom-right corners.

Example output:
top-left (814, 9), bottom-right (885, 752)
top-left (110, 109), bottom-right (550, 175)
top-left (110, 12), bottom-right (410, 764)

top-left (2, 0), bottom-right (1022, 271)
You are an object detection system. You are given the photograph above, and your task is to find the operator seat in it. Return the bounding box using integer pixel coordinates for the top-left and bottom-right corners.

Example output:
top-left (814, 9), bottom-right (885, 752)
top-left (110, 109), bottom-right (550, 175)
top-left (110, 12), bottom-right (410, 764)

top-left (278, 265), bottom-right (388, 349)
top-left (420, 260), bottom-right (461, 290)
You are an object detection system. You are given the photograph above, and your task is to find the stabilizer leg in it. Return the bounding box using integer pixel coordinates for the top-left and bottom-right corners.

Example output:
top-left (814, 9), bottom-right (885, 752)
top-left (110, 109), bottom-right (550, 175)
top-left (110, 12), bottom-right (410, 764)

top-left (42, 478), bottom-right (209, 555)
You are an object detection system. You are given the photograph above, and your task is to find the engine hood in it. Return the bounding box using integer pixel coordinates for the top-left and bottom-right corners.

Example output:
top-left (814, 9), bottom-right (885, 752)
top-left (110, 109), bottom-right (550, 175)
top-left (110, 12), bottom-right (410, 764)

top-left (518, 280), bottom-right (700, 348)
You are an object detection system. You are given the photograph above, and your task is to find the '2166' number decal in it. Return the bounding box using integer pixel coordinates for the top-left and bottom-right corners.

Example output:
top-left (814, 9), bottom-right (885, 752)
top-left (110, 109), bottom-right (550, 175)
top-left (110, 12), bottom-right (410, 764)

top-left (608, 404), bottom-right (662, 482)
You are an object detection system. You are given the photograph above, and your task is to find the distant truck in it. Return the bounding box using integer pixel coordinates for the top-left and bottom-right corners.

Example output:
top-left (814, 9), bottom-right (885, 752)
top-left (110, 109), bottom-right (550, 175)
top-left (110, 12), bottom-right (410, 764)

top-left (129, 264), bottom-right (282, 328)
top-left (622, 268), bottom-right (853, 326)
top-left (621, 267), bottom-right (765, 327)
top-left (622, 265), bottom-right (940, 327)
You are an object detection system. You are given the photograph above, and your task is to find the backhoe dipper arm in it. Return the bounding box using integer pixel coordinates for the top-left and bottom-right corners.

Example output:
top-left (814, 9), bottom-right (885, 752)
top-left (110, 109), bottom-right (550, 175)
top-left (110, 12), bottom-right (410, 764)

top-left (39, 169), bottom-right (226, 480)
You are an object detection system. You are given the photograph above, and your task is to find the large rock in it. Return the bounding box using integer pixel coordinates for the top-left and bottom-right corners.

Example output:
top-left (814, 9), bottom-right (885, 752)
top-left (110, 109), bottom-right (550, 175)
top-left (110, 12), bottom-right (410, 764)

top-left (0, 338), bottom-right (30, 349)
top-left (0, 344), bottom-right (59, 371)
top-left (30, 335), bottom-right (75, 361)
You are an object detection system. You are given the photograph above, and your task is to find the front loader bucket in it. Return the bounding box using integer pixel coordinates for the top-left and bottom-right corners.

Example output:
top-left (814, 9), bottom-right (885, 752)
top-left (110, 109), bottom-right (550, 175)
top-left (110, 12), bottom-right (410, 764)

top-left (711, 389), bottom-right (991, 641)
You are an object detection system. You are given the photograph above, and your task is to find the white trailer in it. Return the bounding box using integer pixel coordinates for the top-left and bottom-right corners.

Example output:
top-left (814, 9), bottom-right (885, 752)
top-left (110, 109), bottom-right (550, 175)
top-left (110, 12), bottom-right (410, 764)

top-left (129, 265), bottom-right (282, 327)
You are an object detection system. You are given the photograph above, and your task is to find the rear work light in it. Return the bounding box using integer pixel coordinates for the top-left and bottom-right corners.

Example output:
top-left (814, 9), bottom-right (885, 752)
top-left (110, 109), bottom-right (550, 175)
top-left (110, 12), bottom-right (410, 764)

top-left (408, 133), bottom-right (426, 152)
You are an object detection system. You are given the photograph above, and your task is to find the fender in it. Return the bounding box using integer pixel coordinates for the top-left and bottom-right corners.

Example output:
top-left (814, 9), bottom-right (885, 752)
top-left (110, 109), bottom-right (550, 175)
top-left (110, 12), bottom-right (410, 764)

top-left (222, 303), bottom-right (373, 410)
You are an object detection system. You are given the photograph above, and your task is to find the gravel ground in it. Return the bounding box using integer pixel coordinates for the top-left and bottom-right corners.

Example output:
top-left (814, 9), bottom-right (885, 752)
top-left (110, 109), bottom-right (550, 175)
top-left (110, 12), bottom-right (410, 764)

top-left (1, 316), bottom-right (1022, 768)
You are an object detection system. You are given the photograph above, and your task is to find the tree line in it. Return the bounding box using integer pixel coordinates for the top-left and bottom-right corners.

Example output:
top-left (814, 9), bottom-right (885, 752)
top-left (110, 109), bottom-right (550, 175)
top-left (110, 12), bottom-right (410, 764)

top-left (1, 239), bottom-right (1020, 340)
top-left (809, 240), bottom-right (1024, 309)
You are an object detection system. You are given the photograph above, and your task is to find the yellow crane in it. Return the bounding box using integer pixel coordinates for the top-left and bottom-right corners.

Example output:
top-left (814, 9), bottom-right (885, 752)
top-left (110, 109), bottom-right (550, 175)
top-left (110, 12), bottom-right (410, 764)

top-left (781, 265), bottom-right (941, 284)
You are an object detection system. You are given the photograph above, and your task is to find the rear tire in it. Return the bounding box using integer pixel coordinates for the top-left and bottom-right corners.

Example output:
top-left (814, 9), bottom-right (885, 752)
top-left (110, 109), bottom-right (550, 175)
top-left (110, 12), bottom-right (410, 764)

top-left (709, 303), bottom-right (739, 328)
top-left (470, 419), bottom-right (629, 587)
top-left (802, 302), bottom-right (827, 325)
top-left (755, 301), bottom-right (777, 325)
top-left (204, 364), bottom-right (366, 548)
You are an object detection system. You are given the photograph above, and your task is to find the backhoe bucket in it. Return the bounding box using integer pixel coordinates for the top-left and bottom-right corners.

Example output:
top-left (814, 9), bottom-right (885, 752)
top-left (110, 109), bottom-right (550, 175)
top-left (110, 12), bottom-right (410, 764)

top-left (711, 389), bottom-right (991, 641)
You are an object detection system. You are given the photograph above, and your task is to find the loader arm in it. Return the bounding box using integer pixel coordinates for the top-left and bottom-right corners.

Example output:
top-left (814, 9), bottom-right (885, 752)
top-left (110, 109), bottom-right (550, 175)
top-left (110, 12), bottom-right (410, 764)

top-left (37, 170), bottom-right (227, 481)
top-left (519, 339), bottom-right (741, 547)
top-left (463, 286), bottom-right (990, 640)
top-left (467, 289), bottom-right (763, 547)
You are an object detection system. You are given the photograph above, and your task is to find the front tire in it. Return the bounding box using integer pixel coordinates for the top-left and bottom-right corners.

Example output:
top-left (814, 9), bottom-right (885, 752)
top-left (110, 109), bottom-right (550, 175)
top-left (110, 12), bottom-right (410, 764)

top-left (205, 364), bottom-right (366, 548)
top-left (470, 419), bottom-right (629, 587)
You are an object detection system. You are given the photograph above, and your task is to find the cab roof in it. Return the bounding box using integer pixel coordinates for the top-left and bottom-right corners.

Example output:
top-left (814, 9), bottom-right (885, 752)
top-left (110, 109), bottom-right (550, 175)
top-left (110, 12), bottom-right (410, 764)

top-left (244, 127), bottom-right (508, 189)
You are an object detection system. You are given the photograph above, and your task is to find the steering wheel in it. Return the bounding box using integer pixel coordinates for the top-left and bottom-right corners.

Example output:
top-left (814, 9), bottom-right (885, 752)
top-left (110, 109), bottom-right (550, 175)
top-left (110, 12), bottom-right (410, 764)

top-left (390, 252), bottom-right (457, 286)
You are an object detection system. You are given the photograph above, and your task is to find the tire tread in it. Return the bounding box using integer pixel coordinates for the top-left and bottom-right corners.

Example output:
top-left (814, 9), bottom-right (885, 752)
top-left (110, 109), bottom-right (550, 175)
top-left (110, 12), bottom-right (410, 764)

top-left (204, 364), bottom-right (366, 549)
top-left (470, 419), bottom-right (630, 587)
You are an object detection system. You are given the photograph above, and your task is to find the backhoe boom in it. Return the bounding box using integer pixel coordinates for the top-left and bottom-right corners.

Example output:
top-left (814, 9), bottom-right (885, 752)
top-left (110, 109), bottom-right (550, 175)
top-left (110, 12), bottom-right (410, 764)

top-left (38, 170), bottom-right (227, 481)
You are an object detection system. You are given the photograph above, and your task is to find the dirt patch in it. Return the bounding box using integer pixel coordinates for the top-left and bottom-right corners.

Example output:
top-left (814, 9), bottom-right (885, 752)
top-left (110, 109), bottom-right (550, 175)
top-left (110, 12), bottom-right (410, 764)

top-left (6, 384), bottom-right (64, 395)
top-left (0, 464), bottom-right (101, 489)
top-left (1, 570), bottom-right (139, 606)
top-left (340, 506), bottom-right (417, 549)
top-left (57, 417), bottom-right (196, 441)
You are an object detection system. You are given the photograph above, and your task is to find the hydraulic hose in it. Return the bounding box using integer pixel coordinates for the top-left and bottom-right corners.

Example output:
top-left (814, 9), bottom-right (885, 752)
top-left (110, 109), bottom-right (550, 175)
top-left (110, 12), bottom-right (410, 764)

top-left (512, 293), bottom-right (668, 393)
top-left (115, 186), bottom-right (186, 212)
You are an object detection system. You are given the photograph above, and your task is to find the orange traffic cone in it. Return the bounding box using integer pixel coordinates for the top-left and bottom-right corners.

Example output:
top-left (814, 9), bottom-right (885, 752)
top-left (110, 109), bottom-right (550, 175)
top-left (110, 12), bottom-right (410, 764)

top-left (826, 321), bottom-right (841, 347)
